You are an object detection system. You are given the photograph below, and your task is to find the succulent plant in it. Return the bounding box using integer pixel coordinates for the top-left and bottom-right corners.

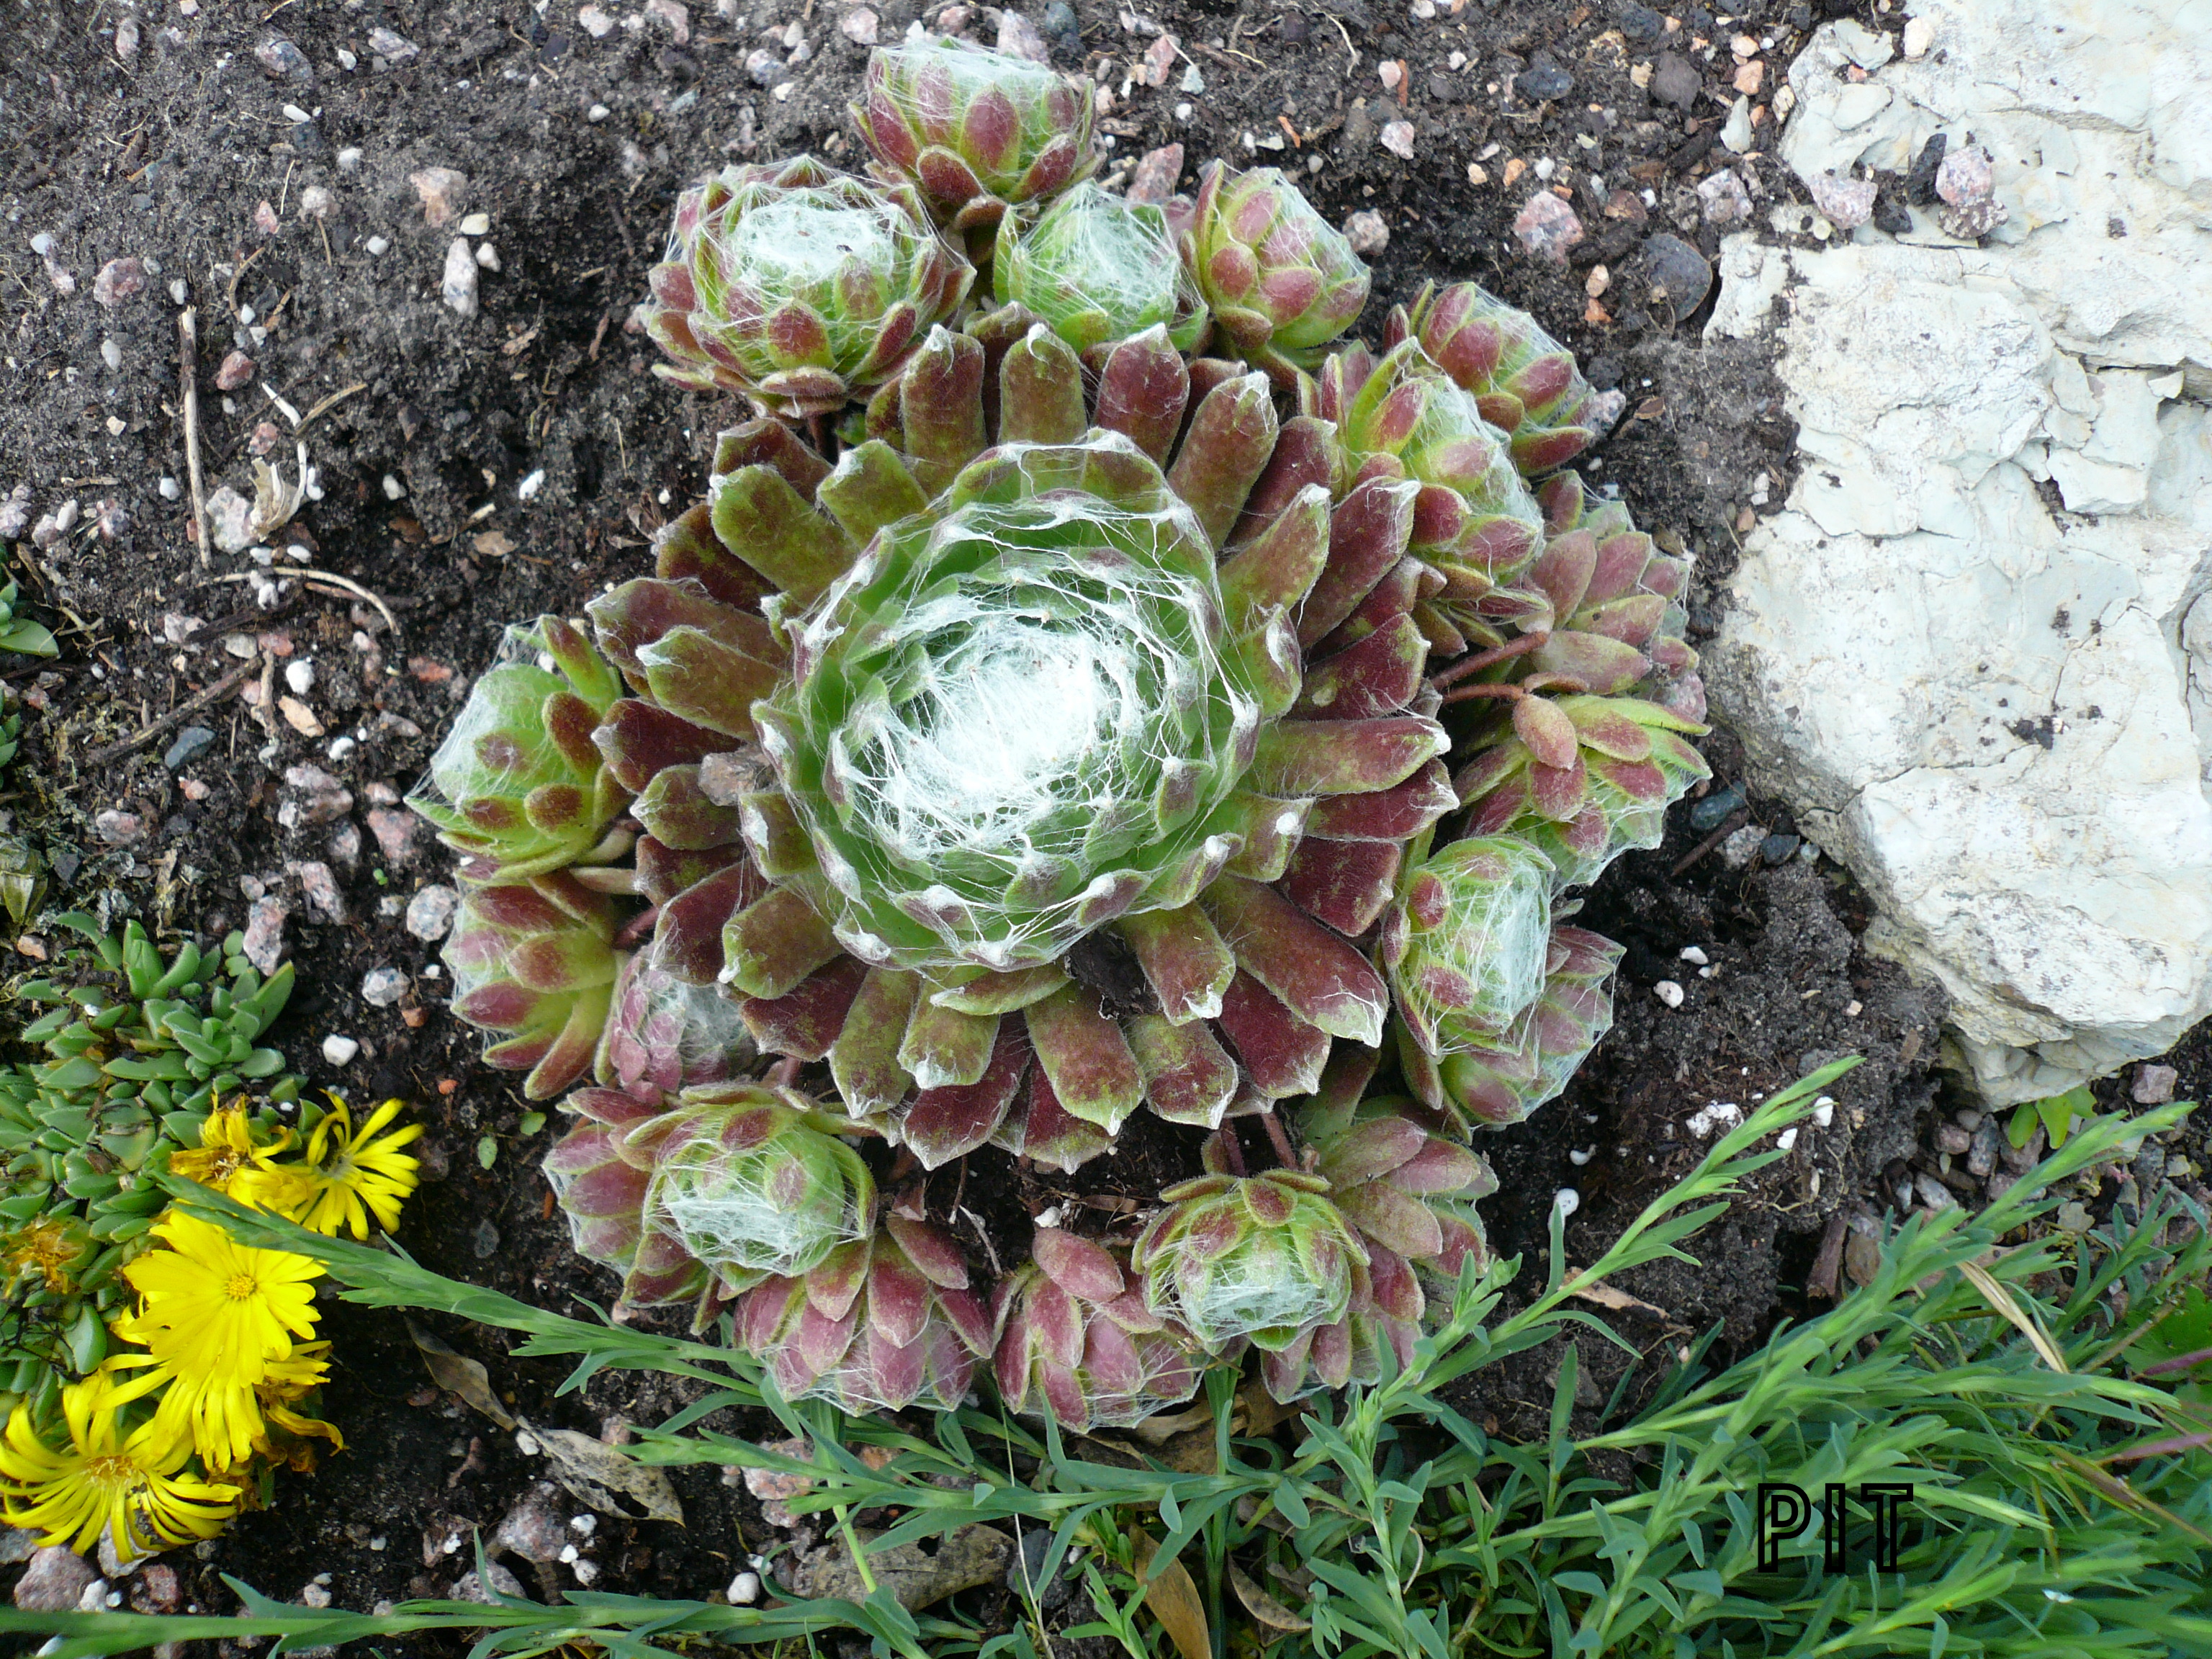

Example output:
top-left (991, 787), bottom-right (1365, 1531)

top-left (0, 838), bottom-right (46, 932)
top-left (1528, 474), bottom-right (1706, 721)
top-left (642, 157), bottom-right (974, 418)
top-left (1130, 1141), bottom-right (1365, 1355)
top-left (444, 876), bottom-right (620, 1100)
top-left (0, 581), bottom-right (59, 662)
top-left (856, 39), bottom-right (1097, 248)
top-left (1395, 925), bottom-right (1624, 1133)
top-left (1377, 835), bottom-right (1556, 1056)
top-left (992, 181), bottom-right (1208, 355)
top-left (991, 1226), bottom-right (1201, 1431)
top-left (637, 1088), bottom-right (876, 1290)
top-left (405, 618), bottom-right (631, 884)
top-left (407, 75), bottom-right (1717, 1431)
top-left (0, 917), bottom-right (300, 1413)
top-left (1320, 339), bottom-right (1547, 593)
top-left (736, 1213), bottom-right (993, 1411)
top-left (1387, 282), bottom-right (1605, 477)
top-left (1182, 163), bottom-right (1370, 382)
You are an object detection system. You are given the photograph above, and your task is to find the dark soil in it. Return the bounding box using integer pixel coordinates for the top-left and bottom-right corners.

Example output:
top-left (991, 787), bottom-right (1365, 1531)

top-left (0, 0), bottom-right (1953, 1645)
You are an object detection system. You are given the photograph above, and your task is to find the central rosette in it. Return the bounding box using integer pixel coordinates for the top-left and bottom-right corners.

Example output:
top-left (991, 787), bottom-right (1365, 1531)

top-left (755, 437), bottom-right (1272, 974)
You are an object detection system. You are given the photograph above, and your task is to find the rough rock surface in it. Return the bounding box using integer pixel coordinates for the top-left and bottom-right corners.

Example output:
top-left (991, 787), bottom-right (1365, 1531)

top-left (1707, 0), bottom-right (2212, 1103)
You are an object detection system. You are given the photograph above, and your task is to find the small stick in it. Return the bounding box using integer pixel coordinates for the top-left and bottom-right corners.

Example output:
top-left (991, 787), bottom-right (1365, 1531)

top-left (1258, 1105), bottom-right (1298, 1170)
top-left (78, 661), bottom-right (253, 768)
top-left (1429, 629), bottom-right (1548, 693)
top-left (1668, 806), bottom-right (1750, 878)
top-left (295, 380), bottom-right (367, 437)
top-left (1437, 681), bottom-right (1524, 708)
top-left (207, 566), bottom-right (402, 639)
top-left (179, 307), bottom-right (210, 566)
top-left (1806, 1210), bottom-right (1847, 1301)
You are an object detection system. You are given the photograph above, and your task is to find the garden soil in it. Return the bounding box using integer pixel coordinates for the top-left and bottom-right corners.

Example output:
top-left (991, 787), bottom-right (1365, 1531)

top-left (0, 0), bottom-right (1994, 1642)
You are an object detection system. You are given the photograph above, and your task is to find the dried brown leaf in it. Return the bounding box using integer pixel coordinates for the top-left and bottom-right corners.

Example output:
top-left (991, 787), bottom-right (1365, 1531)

top-left (520, 1417), bottom-right (684, 1524)
top-left (407, 1319), bottom-right (515, 1429)
top-left (1229, 1562), bottom-right (1310, 1632)
top-left (1130, 1528), bottom-right (1211, 1659)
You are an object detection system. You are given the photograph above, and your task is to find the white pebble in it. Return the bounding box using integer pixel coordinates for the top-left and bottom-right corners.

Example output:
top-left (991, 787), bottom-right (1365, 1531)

top-left (284, 542), bottom-right (313, 564)
top-left (1653, 979), bottom-right (1685, 1008)
top-left (1776, 1127), bottom-right (1799, 1151)
top-left (517, 468), bottom-right (547, 501)
top-left (170, 278), bottom-right (189, 304)
top-left (322, 1034), bottom-right (361, 1066)
top-left (1174, 102), bottom-right (1193, 121)
top-left (572, 1560), bottom-right (599, 1586)
top-left (1812, 1096), bottom-right (1836, 1128)
top-left (159, 476), bottom-right (181, 501)
top-left (337, 49), bottom-right (359, 71)
top-left (1553, 1187), bottom-right (1581, 1219)
top-left (102, 338), bottom-right (123, 370)
top-left (728, 1572), bottom-right (761, 1604)
top-left (459, 212), bottom-right (492, 235)
top-left (476, 242), bottom-right (501, 271)
top-left (1033, 1205), bottom-right (1063, 1228)
top-left (569, 1514), bottom-right (596, 1536)
top-left (558, 1544), bottom-right (580, 1564)
top-left (369, 1537), bottom-right (387, 1551)
top-left (284, 658), bottom-right (317, 695)
top-left (361, 966), bottom-right (409, 1007)
top-left (382, 474), bottom-right (405, 500)
top-left (328, 735), bottom-right (358, 762)
top-left (516, 1430), bottom-right (541, 1457)
top-left (441, 238), bottom-right (480, 318)
top-left (283, 103), bottom-right (313, 124)
top-left (1678, 945), bottom-right (1709, 966)
top-left (1568, 1146), bottom-right (1593, 1166)
top-left (1685, 1101), bottom-right (1743, 1139)
top-left (588, 103), bottom-right (611, 122)
top-left (366, 234), bottom-right (390, 256)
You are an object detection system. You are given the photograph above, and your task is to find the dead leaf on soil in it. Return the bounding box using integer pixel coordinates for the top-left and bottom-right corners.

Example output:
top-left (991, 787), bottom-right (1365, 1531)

top-left (784, 1524), bottom-right (1011, 1609)
top-left (1130, 1528), bottom-right (1211, 1659)
top-left (1229, 1562), bottom-right (1311, 1632)
top-left (1570, 1280), bottom-right (1670, 1321)
top-left (472, 529), bottom-right (516, 558)
top-left (407, 1320), bottom-right (515, 1429)
top-left (519, 1417), bottom-right (684, 1524)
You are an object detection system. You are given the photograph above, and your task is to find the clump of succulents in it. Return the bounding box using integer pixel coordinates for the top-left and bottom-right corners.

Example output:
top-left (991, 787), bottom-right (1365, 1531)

top-left (421, 38), bottom-right (1710, 1431)
top-left (0, 917), bottom-right (301, 1409)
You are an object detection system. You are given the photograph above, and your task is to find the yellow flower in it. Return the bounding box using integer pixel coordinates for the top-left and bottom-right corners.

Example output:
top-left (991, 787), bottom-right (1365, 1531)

top-left (3, 1217), bottom-right (91, 1294)
top-left (104, 1350), bottom-right (267, 1474)
top-left (166, 1102), bottom-right (295, 1200)
top-left (120, 1211), bottom-right (320, 1384)
top-left (251, 1346), bottom-right (344, 1472)
top-left (0, 1377), bottom-right (238, 1554)
top-left (282, 1097), bottom-right (423, 1240)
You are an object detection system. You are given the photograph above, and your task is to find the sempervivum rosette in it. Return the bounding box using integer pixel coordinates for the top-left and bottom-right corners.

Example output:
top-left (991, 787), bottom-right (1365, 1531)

top-left (736, 1211), bottom-right (993, 1412)
top-left (642, 157), bottom-right (973, 417)
top-left (1130, 1139), bottom-right (1365, 1361)
top-left (414, 80), bottom-right (1712, 1432)
top-left (1386, 281), bottom-right (1606, 476)
top-left (1182, 163), bottom-right (1371, 385)
top-left (542, 1081), bottom-right (873, 1320)
top-left (532, 320), bottom-right (1457, 1175)
top-left (992, 1226), bottom-right (1201, 1431)
top-left (855, 39), bottom-right (1097, 248)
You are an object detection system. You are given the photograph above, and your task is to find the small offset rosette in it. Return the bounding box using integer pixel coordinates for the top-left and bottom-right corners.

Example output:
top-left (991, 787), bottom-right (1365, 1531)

top-left (992, 181), bottom-right (1209, 356)
top-left (991, 1226), bottom-right (1202, 1431)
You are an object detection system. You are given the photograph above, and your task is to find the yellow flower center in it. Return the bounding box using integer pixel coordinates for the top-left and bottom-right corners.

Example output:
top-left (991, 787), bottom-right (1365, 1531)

top-left (84, 1455), bottom-right (138, 1482)
top-left (225, 1272), bottom-right (258, 1300)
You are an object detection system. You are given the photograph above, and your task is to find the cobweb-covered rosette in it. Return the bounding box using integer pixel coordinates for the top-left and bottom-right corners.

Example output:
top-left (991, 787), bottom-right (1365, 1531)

top-left (992, 182), bottom-right (1208, 355)
top-left (642, 156), bottom-right (973, 417)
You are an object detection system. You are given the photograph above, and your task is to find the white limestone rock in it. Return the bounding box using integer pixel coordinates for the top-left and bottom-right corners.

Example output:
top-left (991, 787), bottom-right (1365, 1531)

top-left (1708, 0), bottom-right (2212, 1104)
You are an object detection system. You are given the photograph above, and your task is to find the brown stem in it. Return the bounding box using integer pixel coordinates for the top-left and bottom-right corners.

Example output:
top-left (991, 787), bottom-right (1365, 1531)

top-left (1216, 1125), bottom-right (1248, 1177)
top-left (770, 1055), bottom-right (803, 1088)
top-left (1428, 629), bottom-right (1550, 692)
top-left (1259, 1105), bottom-right (1298, 1170)
top-left (1438, 681), bottom-right (1527, 707)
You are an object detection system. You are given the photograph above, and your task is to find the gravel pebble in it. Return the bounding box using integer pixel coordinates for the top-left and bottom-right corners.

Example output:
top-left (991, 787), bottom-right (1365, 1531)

top-left (1932, 1123), bottom-right (1972, 1155)
top-left (14, 1547), bottom-right (96, 1611)
top-left (405, 884), bottom-right (460, 941)
top-left (367, 805), bottom-right (418, 866)
top-left (1719, 822), bottom-right (1766, 868)
top-left (1696, 167), bottom-right (1753, 225)
top-left (289, 858), bottom-right (347, 923)
top-left (1805, 170), bottom-right (1876, 230)
top-left (367, 25), bottom-right (421, 61)
top-left (92, 257), bottom-right (145, 307)
top-left (323, 1033), bottom-right (361, 1066)
top-left (94, 809), bottom-right (145, 846)
top-left (279, 763), bottom-right (354, 830)
top-left (442, 238), bottom-right (480, 318)
top-left (1637, 233), bottom-right (1711, 310)
top-left (1913, 1172), bottom-right (1956, 1210)
top-left (2132, 1063), bottom-right (2178, 1104)
top-left (1511, 192), bottom-right (1583, 263)
top-left (243, 896), bottom-right (289, 974)
top-left (163, 726), bottom-right (216, 768)
top-left (361, 966), bottom-right (409, 1007)
top-left (1343, 209), bottom-right (1389, 254)
top-left (1650, 52), bottom-right (1701, 110)
top-left (216, 350), bottom-right (256, 390)
top-left (1516, 55), bottom-right (1573, 100)
top-left (1379, 121), bottom-right (1415, 161)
